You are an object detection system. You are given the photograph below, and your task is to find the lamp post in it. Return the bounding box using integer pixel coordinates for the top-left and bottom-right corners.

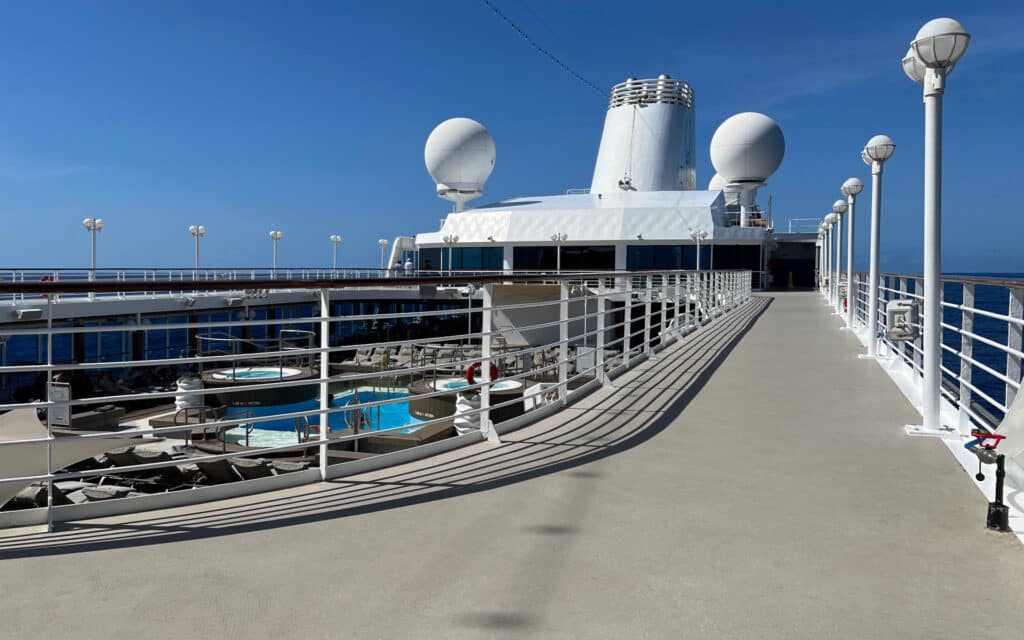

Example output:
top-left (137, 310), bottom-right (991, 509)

top-left (268, 230), bottom-right (283, 278)
top-left (862, 135), bottom-right (896, 357)
top-left (689, 228), bottom-right (707, 271)
top-left (378, 238), bottom-right (389, 271)
top-left (82, 217), bottom-right (105, 283)
top-left (442, 234), bottom-right (458, 276)
top-left (904, 17), bottom-right (969, 435)
top-left (550, 233), bottom-right (568, 274)
top-left (329, 235), bottom-right (342, 274)
top-left (831, 200), bottom-right (847, 314)
top-left (188, 225), bottom-right (206, 280)
top-left (824, 213), bottom-right (837, 304)
top-left (841, 178), bottom-right (864, 327)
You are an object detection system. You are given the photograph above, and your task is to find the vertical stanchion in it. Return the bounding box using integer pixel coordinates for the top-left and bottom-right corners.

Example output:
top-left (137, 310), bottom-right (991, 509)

top-left (559, 281), bottom-right (569, 404)
top-left (623, 276), bottom-right (632, 368)
top-left (597, 277), bottom-right (610, 386)
top-left (1007, 287), bottom-right (1023, 410)
top-left (643, 274), bottom-right (653, 357)
top-left (913, 277), bottom-right (924, 378)
top-left (481, 284), bottom-right (499, 443)
top-left (45, 296), bottom-right (54, 532)
top-left (318, 289), bottom-right (329, 480)
top-left (958, 283), bottom-right (974, 433)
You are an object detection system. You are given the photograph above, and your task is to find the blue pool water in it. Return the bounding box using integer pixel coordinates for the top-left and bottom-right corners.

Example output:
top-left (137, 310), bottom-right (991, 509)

top-left (224, 390), bottom-right (424, 435)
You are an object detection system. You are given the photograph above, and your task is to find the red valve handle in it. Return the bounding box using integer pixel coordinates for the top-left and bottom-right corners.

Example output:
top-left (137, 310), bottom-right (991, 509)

top-left (970, 430), bottom-right (1006, 449)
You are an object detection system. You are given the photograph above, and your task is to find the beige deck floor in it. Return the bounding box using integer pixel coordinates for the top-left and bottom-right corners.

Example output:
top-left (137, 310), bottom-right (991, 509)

top-left (1, 292), bottom-right (1023, 639)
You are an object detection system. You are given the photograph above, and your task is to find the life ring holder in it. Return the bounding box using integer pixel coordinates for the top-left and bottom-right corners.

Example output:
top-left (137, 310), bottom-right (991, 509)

top-left (40, 275), bottom-right (53, 299)
top-left (465, 361), bottom-right (499, 387)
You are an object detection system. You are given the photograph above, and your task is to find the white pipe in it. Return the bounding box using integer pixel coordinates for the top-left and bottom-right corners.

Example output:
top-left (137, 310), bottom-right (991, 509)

top-left (867, 164), bottom-right (883, 356)
top-left (846, 193), bottom-right (856, 326)
top-left (922, 69), bottom-right (944, 432)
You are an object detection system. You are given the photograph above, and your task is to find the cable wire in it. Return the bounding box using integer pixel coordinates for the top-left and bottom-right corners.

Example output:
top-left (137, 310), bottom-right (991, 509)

top-left (480, 0), bottom-right (608, 98)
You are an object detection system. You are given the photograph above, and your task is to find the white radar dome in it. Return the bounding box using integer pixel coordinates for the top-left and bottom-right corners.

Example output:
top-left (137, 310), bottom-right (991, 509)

top-left (707, 173), bottom-right (727, 191)
top-left (425, 117), bottom-right (495, 210)
top-left (709, 112), bottom-right (785, 183)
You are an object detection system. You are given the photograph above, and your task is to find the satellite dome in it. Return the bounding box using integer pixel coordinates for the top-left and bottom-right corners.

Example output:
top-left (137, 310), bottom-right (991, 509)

top-left (709, 112), bottom-right (785, 183)
top-left (707, 173), bottom-right (727, 191)
top-left (424, 118), bottom-right (495, 210)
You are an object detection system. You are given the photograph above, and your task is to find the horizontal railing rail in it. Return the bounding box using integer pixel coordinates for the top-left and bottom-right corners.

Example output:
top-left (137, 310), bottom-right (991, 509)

top-left (840, 271), bottom-right (1022, 431)
top-left (0, 269), bottom-right (754, 529)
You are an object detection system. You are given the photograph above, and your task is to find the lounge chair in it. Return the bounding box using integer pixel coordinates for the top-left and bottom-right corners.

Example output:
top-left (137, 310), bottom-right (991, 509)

top-left (81, 485), bottom-right (139, 501)
top-left (271, 460), bottom-right (310, 474)
top-left (195, 458), bottom-right (242, 484)
top-left (230, 457), bottom-right (275, 480)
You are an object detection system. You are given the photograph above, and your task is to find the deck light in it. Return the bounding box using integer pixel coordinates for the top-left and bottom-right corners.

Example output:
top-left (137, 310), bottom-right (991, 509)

top-left (269, 230), bottom-right (283, 278)
top-left (329, 235), bottom-right (342, 274)
top-left (378, 238), bottom-right (390, 272)
top-left (442, 234), bottom-right (458, 276)
top-left (862, 135), bottom-right (895, 358)
top-left (831, 201), bottom-right (847, 314)
top-left (689, 228), bottom-right (707, 271)
top-left (906, 18), bottom-right (969, 437)
top-left (83, 218), bottom-right (105, 297)
top-left (841, 179), bottom-right (863, 327)
top-left (550, 233), bottom-right (568, 274)
top-left (188, 225), bottom-right (206, 279)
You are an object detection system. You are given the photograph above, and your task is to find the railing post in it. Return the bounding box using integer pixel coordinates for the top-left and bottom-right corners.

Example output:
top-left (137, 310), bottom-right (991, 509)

top-left (623, 276), bottom-right (632, 368)
top-left (659, 273), bottom-right (668, 344)
top-left (559, 281), bottom-right (569, 404)
top-left (959, 283), bottom-right (974, 433)
top-left (597, 277), bottom-right (608, 385)
top-left (1008, 287), bottom-right (1023, 410)
top-left (643, 274), bottom-right (653, 357)
top-left (913, 277), bottom-right (924, 377)
top-left (318, 288), bottom-right (329, 480)
top-left (481, 283), bottom-right (499, 443)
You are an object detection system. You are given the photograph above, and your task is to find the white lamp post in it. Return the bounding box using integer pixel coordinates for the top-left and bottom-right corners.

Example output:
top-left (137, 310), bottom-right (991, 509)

top-left (378, 238), bottom-right (389, 271)
top-left (904, 17), bottom-right (969, 436)
top-left (83, 217), bottom-right (105, 283)
top-left (862, 135), bottom-right (895, 357)
top-left (329, 235), bottom-right (342, 274)
top-left (550, 233), bottom-right (568, 274)
top-left (442, 234), bottom-right (458, 276)
top-left (831, 200), bottom-right (848, 314)
top-left (268, 230), bottom-right (283, 278)
top-left (188, 225), bottom-right (206, 279)
top-left (824, 213), bottom-right (838, 304)
top-left (841, 178), bottom-right (863, 327)
top-left (689, 228), bottom-right (707, 271)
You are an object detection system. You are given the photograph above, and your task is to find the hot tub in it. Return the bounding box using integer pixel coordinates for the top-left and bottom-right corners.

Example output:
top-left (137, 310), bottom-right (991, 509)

top-left (408, 376), bottom-right (525, 424)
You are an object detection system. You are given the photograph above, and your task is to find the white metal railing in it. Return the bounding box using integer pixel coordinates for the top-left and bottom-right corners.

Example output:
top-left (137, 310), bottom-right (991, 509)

top-left (0, 269), bottom-right (753, 528)
top-left (844, 271), bottom-right (1022, 431)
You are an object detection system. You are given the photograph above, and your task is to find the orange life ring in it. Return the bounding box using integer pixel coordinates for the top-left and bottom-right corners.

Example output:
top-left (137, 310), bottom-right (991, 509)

top-left (465, 361), bottom-right (499, 386)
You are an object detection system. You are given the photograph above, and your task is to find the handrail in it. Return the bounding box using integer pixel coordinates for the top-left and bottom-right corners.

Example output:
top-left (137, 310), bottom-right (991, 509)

top-left (0, 269), bottom-right (754, 529)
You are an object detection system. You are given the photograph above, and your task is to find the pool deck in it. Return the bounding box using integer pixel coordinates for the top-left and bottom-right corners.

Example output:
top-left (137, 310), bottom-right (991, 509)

top-left (1, 292), bottom-right (1023, 639)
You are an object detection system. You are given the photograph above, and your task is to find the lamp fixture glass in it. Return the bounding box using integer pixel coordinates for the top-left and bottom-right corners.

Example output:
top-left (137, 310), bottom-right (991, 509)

top-left (911, 18), bottom-right (970, 69)
top-left (863, 135), bottom-right (896, 163)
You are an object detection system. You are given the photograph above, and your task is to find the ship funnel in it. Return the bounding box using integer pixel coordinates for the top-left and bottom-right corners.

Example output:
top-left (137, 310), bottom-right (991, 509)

top-left (590, 75), bottom-right (696, 193)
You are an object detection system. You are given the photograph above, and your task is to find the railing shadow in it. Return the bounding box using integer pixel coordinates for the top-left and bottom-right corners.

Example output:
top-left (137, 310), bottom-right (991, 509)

top-left (0, 297), bottom-right (773, 559)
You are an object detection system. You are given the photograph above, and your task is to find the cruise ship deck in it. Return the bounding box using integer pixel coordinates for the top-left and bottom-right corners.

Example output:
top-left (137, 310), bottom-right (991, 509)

top-left (2, 292), bottom-right (1022, 639)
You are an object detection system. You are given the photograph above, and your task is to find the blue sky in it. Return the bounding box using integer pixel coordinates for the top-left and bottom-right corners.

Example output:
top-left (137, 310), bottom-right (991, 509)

top-left (0, 1), bottom-right (1021, 272)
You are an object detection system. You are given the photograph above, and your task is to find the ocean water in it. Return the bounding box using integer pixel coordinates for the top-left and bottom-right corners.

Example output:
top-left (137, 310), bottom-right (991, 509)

top-left (885, 273), bottom-right (1024, 421)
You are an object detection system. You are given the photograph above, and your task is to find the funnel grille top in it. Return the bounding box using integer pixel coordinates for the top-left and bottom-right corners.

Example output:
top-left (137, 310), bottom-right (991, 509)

top-left (608, 76), bottom-right (694, 109)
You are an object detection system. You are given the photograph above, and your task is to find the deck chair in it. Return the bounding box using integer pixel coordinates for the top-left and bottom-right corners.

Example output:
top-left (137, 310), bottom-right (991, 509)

top-left (271, 460), bottom-right (310, 474)
top-left (195, 458), bottom-right (242, 484)
top-left (230, 457), bottom-right (275, 480)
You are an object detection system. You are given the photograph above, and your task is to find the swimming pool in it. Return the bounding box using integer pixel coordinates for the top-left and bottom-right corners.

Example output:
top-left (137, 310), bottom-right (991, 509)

top-left (209, 366), bottom-right (302, 381)
top-left (222, 389), bottom-right (423, 447)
